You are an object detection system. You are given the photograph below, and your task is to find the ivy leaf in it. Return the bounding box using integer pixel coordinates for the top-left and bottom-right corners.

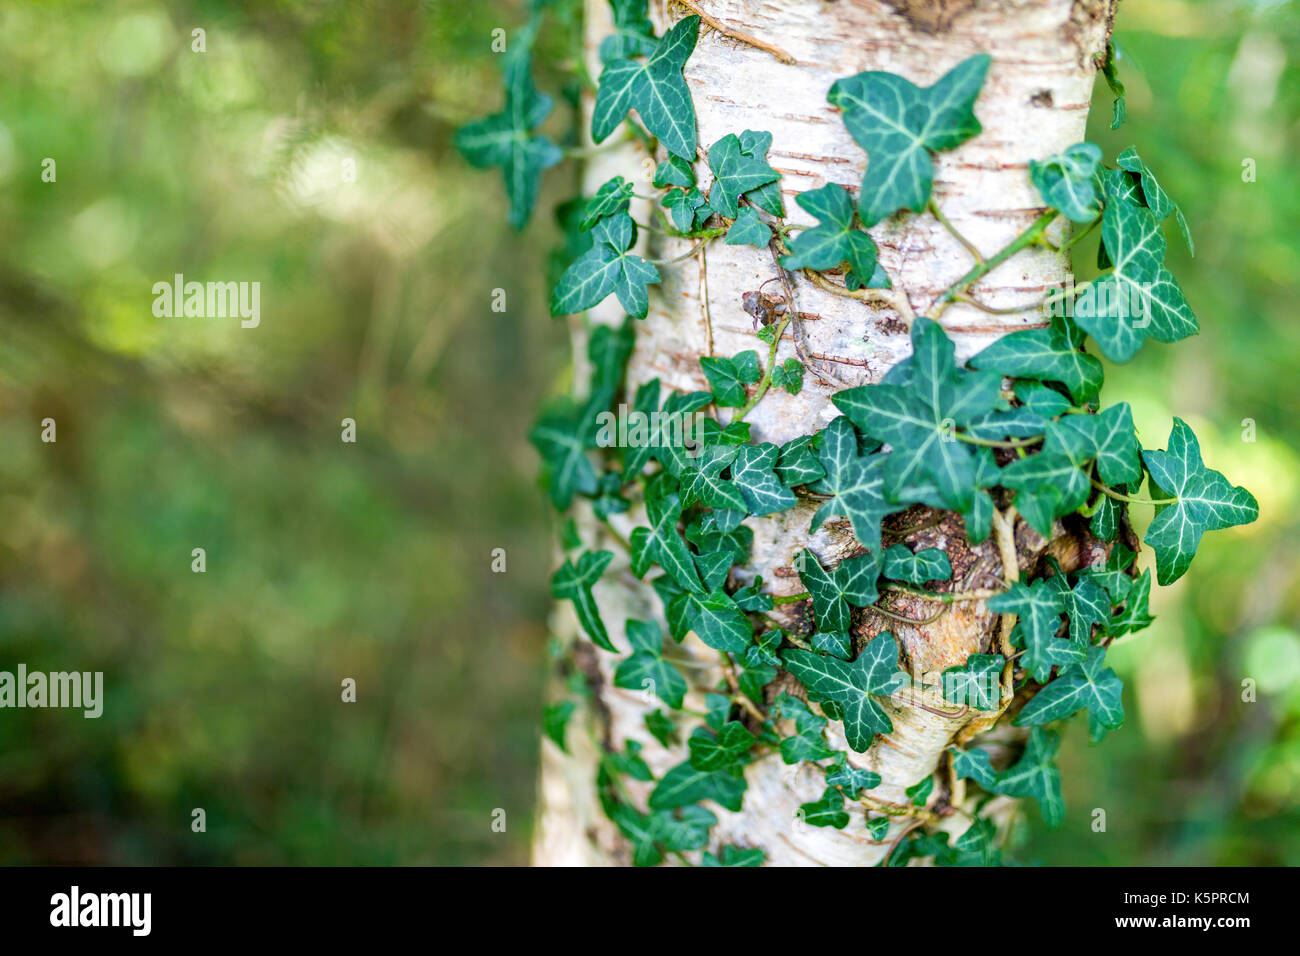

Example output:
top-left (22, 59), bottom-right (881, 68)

top-left (794, 548), bottom-right (881, 633)
top-left (737, 130), bottom-right (786, 216)
top-left (865, 816), bottom-right (891, 841)
top-left (693, 547), bottom-right (734, 591)
top-left (778, 183), bottom-right (879, 287)
top-left (725, 205), bottom-right (772, 247)
top-left (1141, 418), bottom-right (1259, 585)
top-left (662, 186), bottom-right (710, 232)
top-left (826, 757), bottom-right (881, 798)
top-left (835, 318), bottom-right (1000, 511)
top-left (811, 630), bottom-right (853, 660)
top-left (772, 694), bottom-right (836, 764)
top-left (1109, 568), bottom-right (1154, 637)
top-left (906, 775), bottom-right (934, 807)
top-left (782, 632), bottom-right (908, 751)
top-left (702, 845), bottom-right (764, 866)
top-left (599, 0), bottom-right (657, 63)
top-left (949, 746), bottom-right (997, 788)
top-left (808, 417), bottom-right (893, 552)
top-left (581, 176), bottom-right (634, 230)
top-left (1116, 145), bottom-right (1193, 254)
top-left (1073, 197), bottom-right (1197, 362)
top-left (543, 700), bottom-right (576, 752)
top-left (653, 153), bottom-right (695, 188)
top-left (454, 48), bottom-right (562, 229)
top-left (649, 804), bottom-right (717, 853)
top-left (1029, 142), bottom-right (1102, 223)
top-left (551, 550), bottom-right (616, 651)
top-left (607, 804), bottom-right (663, 867)
top-left (706, 130), bottom-right (782, 218)
top-left (678, 444), bottom-right (747, 512)
top-left (1051, 403), bottom-right (1142, 487)
top-left (624, 385), bottom-right (712, 478)
top-left (688, 721), bottom-right (757, 771)
top-left (828, 54), bottom-right (990, 225)
top-left (1015, 645), bottom-right (1125, 742)
top-left (990, 727), bottom-right (1065, 826)
top-left (586, 319), bottom-right (636, 408)
top-left (649, 760), bottom-right (747, 812)
top-left (770, 358), bottom-right (805, 395)
top-left (551, 213), bottom-right (660, 318)
top-left (684, 588), bottom-right (753, 653)
top-left (1000, 451), bottom-right (1090, 538)
top-left (777, 434), bottom-right (826, 487)
top-left (614, 619), bottom-right (688, 708)
top-left (592, 15), bottom-right (700, 160)
top-left (941, 653), bottom-right (1003, 710)
top-left (987, 579), bottom-right (1081, 682)
top-left (731, 443), bottom-right (798, 516)
top-left (701, 349), bottom-right (762, 406)
top-left (637, 493), bottom-right (706, 593)
top-left (800, 787), bottom-right (850, 829)
top-left (968, 313), bottom-right (1103, 405)
top-left (1100, 39), bottom-right (1126, 130)
top-left (645, 708), bottom-right (678, 747)
top-left (882, 544), bottom-right (952, 584)
top-left (530, 403), bottom-right (598, 508)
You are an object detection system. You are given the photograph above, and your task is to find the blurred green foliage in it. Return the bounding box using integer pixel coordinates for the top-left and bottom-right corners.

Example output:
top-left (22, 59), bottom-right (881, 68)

top-left (0, 0), bottom-right (575, 864)
top-left (0, 0), bottom-right (1295, 866)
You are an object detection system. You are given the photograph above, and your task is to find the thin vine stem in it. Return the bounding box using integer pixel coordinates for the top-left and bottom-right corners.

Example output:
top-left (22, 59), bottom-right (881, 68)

top-left (1091, 478), bottom-right (1177, 506)
top-left (929, 209), bottom-right (1060, 315)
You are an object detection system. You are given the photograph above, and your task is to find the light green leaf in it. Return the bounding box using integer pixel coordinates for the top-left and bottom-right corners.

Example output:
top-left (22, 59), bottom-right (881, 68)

top-left (800, 787), bottom-right (850, 829)
top-left (701, 349), bottom-right (762, 407)
top-left (649, 760), bottom-right (747, 812)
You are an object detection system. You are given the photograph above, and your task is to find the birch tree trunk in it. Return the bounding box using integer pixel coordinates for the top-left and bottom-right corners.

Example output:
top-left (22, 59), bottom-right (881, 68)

top-left (533, 0), bottom-right (1117, 866)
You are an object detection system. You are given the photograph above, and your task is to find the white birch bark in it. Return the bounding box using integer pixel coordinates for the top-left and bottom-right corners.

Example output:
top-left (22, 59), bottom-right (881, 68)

top-left (533, 0), bottom-right (1117, 867)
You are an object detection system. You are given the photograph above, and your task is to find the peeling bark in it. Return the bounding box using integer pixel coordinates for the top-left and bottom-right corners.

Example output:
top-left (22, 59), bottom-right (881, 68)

top-left (533, 0), bottom-right (1117, 867)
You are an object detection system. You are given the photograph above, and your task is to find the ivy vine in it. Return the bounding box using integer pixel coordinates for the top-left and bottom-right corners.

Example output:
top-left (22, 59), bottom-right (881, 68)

top-left (460, 1), bottom-right (1258, 867)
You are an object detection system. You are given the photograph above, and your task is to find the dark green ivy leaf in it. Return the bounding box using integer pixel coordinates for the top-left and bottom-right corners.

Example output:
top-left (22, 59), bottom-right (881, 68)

top-left (599, 0), bottom-right (656, 63)
top-left (725, 205), bottom-right (772, 247)
top-left (882, 544), bottom-right (952, 584)
top-left (550, 549), bottom-right (616, 651)
top-left (1016, 644), bottom-right (1125, 742)
top-left (581, 176), bottom-right (634, 230)
top-left (613, 619), bottom-right (689, 708)
top-left (808, 417), bottom-right (893, 552)
top-left (941, 653), bottom-right (1003, 710)
top-left (782, 632), bottom-right (908, 751)
top-left (1116, 145), bottom-right (1193, 254)
top-left (949, 745), bottom-right (997, 788)
top-left (701, 349), bottom-right (762, 407)
top-left (706, 130), bottom-right (782, 218)
top-left (551, 213), bottom-right (660, 318)
top-left (778, 183), bottom-right (879, 287)
top-left (1141, 418), bottom-right (1259, 585)
top-left (454, 45), bottom-right (562, 229)
top-left (987, 579), bottom-right (1081, 682)
top-left (653, 153), bottom-right (695, 188)
top-left (1029, 142), bottom-right (1102, 223)
top-left (794, 547), bottom-right (882, 633)
top-left (701, 845), bottom-right (764, 866)
top-left (990, 726), bottom-right (1064, 826)
top-left (968, 313), bottom-right (1103, 405)
top-left (592, 15), bottom-right (700, 160)
top-left (543, 700), bottom-right (576, 752)
top-left (800, 787), bottom-right (850, 829)
top-left (828, 54), bottom-right (990, 225)
top-left (649, 760), bottom-right (747, 812)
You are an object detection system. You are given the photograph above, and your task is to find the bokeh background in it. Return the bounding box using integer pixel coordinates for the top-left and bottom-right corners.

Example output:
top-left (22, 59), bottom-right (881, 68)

top-left (0, 0), bottom-right (1295, 865)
